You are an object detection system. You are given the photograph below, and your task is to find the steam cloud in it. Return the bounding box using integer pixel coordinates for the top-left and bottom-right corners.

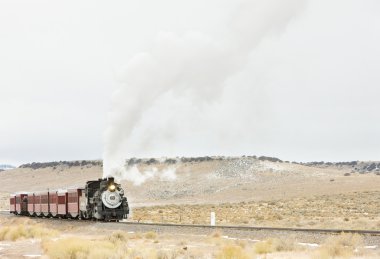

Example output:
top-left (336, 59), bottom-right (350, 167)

top-left (103, 0), bottom-right (305, 184)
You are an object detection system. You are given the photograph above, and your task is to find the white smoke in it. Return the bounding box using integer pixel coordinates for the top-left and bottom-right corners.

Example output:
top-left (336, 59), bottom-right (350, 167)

top-left (160, 167), bottom-right (177, 181)
top-left (113, 165), bottom-right (177, 185)
top-left (103, 0), bottom-right (306, 184)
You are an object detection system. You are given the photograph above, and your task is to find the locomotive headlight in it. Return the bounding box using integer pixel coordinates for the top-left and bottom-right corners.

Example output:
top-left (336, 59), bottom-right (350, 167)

top-left (108, 184), bottom-right (116, 192)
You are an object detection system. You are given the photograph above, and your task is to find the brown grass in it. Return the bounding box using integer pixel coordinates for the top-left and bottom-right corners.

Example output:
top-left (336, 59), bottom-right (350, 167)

top-left (254, 238), bottom-right (297, 254)
top-left (314, 233), bottom-right (364, 258)
top-left (107, 231), bottom-right (128, 243)
top-left (0, 224), bottom-right (58, 241)
top-left (42, 237), bottom-right (122, 259)
top-left (132, 191), bottom-right (380, 230)
top-left (145, 231), bottom-right (157, 239)
top-left (216, 245), bottom-right (250, 259)
top-left (41, 231), bottom-right (195, 259)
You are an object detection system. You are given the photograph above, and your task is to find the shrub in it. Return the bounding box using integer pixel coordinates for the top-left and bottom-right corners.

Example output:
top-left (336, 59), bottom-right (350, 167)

top-left (216, 245), bottom-right (249, 259)
top-left (254, 238), bottom-right (296, 254)
top-left (315, 233), bottom-right (363, 258)
top-left (107, 231), bottom-right (128, 243)
top-left (254, 240), bottom-right (273, 254)
top-left (145, 231), bottom-right (157, 239)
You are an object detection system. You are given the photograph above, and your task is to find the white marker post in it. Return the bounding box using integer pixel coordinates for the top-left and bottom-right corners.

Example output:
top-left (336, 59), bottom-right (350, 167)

top-left (210, 212), bottom-right (216, 226)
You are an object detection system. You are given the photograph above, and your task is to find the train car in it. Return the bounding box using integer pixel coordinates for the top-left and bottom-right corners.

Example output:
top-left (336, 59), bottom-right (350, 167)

top-left (67, 189), bottom-right (83, 218)
top-left (15, 193), bottom-right (28, 215)
top-left (34, 192), bottom-right (42, 216)
top-left (57, 190), bottom-right (68, 217)
top-left (40, 192), bottom-right (49, 217)
top-left (9, 194), bottom-right (16, 214)
top-left (27, 194), bottom-right (35, 216)
top-left (49, 191), bottom-right (58, 217)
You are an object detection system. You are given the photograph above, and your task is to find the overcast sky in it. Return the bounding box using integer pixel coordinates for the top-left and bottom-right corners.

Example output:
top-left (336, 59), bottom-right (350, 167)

top-left (1, 0), bottom-right (380, 165)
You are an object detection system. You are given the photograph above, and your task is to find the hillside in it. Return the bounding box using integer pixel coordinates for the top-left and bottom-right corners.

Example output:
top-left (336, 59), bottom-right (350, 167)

top-left (1, 156), bottom-right (380, 210)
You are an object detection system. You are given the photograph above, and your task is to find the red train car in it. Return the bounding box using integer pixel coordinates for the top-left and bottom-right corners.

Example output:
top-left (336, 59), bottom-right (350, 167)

top-left (67, 189), bottom-right (82, 218)
top-left (33, 193), bottom-right (42, 216)
top-left (9, 195), bottom-right (16, 213)
top-left (57, 190), bottom-right (68, 217)
top-left (27, 194), bottom-right (35, 216)
top-left (49, 191), bottom-right (58, 217)
top-left (40, 192), bottom-right (49, 217)
top-left (15, 193), bottom-right (27, 215)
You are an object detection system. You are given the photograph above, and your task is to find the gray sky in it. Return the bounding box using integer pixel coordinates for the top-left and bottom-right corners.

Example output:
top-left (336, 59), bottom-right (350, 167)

top-left (1, 0), bottom-right (380, 165)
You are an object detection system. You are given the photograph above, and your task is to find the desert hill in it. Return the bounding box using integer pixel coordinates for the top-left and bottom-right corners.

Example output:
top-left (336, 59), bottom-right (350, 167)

top-left (1, 156), bottom-right (380, 210)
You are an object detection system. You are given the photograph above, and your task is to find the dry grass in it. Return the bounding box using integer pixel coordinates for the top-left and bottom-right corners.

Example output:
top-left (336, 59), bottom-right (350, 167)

top-left (132, 191), bottom-right (380, 230)
top-left (216, 245), bottom-right (250, 259)
top-left (314, 233), bottom-right (364, 258)
top-left (254, 238), bottom-right (297, 254)
top-left (0, 224), bottom-right (58, 241)
top-left (42, 237), bottom-right (123, 259)
top-left (41, 231), bottom-right (192, 259)
top-left (145, 231), bottom-right (157, 239)
top-left (107, 231), bottom-right (129, 243)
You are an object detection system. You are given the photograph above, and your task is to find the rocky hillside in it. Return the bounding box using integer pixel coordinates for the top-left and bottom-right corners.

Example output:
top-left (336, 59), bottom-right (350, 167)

top-left (16, 156), bottom-right (380, 176)
top-left (302, 161), bottom-right (380, 175)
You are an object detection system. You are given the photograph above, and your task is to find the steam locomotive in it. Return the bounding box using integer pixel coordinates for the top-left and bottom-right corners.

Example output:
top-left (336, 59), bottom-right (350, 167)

top-left (9, 177), bottom-right (129, 221)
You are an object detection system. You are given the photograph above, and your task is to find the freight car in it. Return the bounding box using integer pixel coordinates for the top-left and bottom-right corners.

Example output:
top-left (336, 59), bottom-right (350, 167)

top-left (9, 177), bottom-right (129, 221)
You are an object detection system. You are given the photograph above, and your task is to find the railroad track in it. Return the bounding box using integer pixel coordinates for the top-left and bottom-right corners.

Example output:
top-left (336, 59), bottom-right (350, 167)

top-left (119, 221), bottom-right (380, 236)
top-left (1, 210), bottom-right (379, 236)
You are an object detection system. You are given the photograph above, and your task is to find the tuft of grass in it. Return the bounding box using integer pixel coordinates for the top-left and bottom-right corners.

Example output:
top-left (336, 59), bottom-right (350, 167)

top-left (42, 237), bottom-right (128, 259)
top-left (254, 238), bottom-right (296, 254)
top-left (0, 224), bottom-right (58, 241)
top-left (216, 245), bottom-right (249, 259)
top-left (315, 233), bottom-right (363, 258)
top-left (254, 240), bottom-right (273, 254)
top-left (107, 231), bottom-right (128, 243)
top-left (145, 231), bottom-right (157, 239)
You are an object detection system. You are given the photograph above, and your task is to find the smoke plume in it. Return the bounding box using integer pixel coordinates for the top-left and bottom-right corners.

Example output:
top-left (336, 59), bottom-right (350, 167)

top-left (103, 0), bottom-right (305, 184)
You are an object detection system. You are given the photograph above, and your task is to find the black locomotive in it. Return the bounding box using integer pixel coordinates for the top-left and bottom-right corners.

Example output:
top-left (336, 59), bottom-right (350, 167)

top-left (84, 177), bottom-right (129, 221)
